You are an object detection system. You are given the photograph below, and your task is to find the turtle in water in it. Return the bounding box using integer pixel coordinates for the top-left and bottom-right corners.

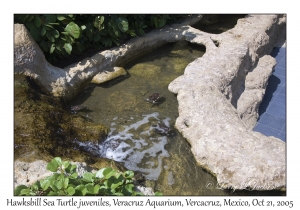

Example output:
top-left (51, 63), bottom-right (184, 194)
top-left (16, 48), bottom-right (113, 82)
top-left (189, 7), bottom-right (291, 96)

top-left (153, 122), bottom-right (174, 136)
top-left (143, 92), bottom-right (163, 104)
top-left (70, 105), bottom-right (87, 113)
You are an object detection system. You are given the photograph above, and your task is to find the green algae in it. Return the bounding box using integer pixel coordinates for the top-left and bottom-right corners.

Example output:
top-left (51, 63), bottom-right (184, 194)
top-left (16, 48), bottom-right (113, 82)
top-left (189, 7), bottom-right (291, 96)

top-left (14, 74), bottom-right (112, 170)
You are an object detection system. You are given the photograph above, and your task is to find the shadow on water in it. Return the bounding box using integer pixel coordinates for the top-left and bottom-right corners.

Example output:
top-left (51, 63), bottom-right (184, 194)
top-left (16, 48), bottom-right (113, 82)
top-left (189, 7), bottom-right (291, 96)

top-left (258, 75), bottom-right (282, 117)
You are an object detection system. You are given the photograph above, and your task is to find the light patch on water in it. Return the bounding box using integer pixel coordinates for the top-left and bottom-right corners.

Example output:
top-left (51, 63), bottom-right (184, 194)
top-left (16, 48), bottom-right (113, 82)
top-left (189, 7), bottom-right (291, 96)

top-left (76, 112), bottom-right (170, 180)
top-left (162, 117), bottom-right (171, 127)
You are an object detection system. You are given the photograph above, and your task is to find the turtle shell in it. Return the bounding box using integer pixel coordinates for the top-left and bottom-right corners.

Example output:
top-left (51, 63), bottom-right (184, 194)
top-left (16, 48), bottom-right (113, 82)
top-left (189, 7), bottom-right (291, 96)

top-left (70, 105), bottom-right (87, 112)
top-left (147, 93), bottom-right (161, 103)
top-left (154, 122), bottom-right (171, 135)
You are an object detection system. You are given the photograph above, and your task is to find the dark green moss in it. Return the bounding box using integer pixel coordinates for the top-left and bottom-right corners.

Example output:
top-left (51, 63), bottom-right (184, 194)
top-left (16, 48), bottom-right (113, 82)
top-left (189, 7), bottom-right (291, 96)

top-left (14, 74), bottom-right (110, 166)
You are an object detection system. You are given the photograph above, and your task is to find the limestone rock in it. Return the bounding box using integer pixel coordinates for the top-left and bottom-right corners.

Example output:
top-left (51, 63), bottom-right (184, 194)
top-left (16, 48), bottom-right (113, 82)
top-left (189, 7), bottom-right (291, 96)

top-left (168, 14), bottom-right (286, 191)
top-left (14, 160), bottom-right (51, 187)
top-left (14, 24), bottom-right (68, 96)
top-left (14, 159), bottom-right (155, 195)
top-left (91, 67), bottom-right (127, 84)
top-left (135, 186), bottom-right (155, 196)
top-left (14, 160), bottom-right (95, 188)
top-left (237, 55), bottom-right (276, 129)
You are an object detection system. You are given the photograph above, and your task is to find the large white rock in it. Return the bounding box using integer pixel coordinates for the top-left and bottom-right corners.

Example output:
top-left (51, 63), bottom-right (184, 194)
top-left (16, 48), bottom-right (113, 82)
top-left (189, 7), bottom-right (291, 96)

top-left (168, 14), bottom-right (286, 190)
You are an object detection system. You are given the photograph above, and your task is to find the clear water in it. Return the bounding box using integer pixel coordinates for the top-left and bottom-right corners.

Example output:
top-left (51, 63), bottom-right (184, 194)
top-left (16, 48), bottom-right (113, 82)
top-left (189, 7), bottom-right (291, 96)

top-left (69, 17), bottom-right (284, 195)
top-left (70, 42), bottom-right (226, 195)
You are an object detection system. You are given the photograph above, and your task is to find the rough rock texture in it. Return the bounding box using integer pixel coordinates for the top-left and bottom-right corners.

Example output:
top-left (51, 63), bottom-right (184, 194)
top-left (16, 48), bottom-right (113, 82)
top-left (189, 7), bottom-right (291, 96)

top-left (168, 14), bottom-right (286, 190)
top-left (14, 24), bottom-right (68, 97)
top-left (91, 67), bottom-right (127, 84)
top-left (135, 186), bottom-right (154, 196)
top-left (237, 56), bottom-right (276, 129)
top-left (14, 160), bottom-right (51, 187)
top-left (14, 15), bottom-right (203, 101)
top-left (14, 160), bottom-right (96, 187)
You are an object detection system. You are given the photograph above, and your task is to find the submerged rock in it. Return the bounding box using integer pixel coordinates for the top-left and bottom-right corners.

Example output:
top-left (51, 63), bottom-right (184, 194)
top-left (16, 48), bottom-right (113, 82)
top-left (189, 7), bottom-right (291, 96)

top-left (91, 67), bottom-right (127, 84)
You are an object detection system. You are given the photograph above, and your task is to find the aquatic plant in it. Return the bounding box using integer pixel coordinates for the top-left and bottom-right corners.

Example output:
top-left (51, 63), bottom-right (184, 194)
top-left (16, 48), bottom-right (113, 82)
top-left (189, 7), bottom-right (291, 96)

top-left (14, 157), bottom-right (160, 196)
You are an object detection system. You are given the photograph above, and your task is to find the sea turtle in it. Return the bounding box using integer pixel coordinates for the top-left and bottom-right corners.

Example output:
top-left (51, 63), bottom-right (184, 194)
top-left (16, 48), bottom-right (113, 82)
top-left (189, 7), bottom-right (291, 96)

top-left (153, 122), bottom-right (173, 136)
top-left (144, 93), bottom-right (163, 104)
top-left (70, 105), bottom-right (87, 113)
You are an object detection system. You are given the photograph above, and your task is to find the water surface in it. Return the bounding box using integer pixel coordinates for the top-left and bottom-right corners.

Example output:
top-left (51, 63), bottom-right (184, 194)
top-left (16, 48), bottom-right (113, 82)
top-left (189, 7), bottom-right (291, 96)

top-left (71, 42), bottom-right (226, 195)
top-left (69, 15), bottom-right (284, 196)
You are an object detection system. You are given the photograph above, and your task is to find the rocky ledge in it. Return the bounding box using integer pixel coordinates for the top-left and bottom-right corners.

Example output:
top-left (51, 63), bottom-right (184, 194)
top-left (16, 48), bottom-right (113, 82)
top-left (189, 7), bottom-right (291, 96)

top-left (168, 14), bottom-right (286, 191)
